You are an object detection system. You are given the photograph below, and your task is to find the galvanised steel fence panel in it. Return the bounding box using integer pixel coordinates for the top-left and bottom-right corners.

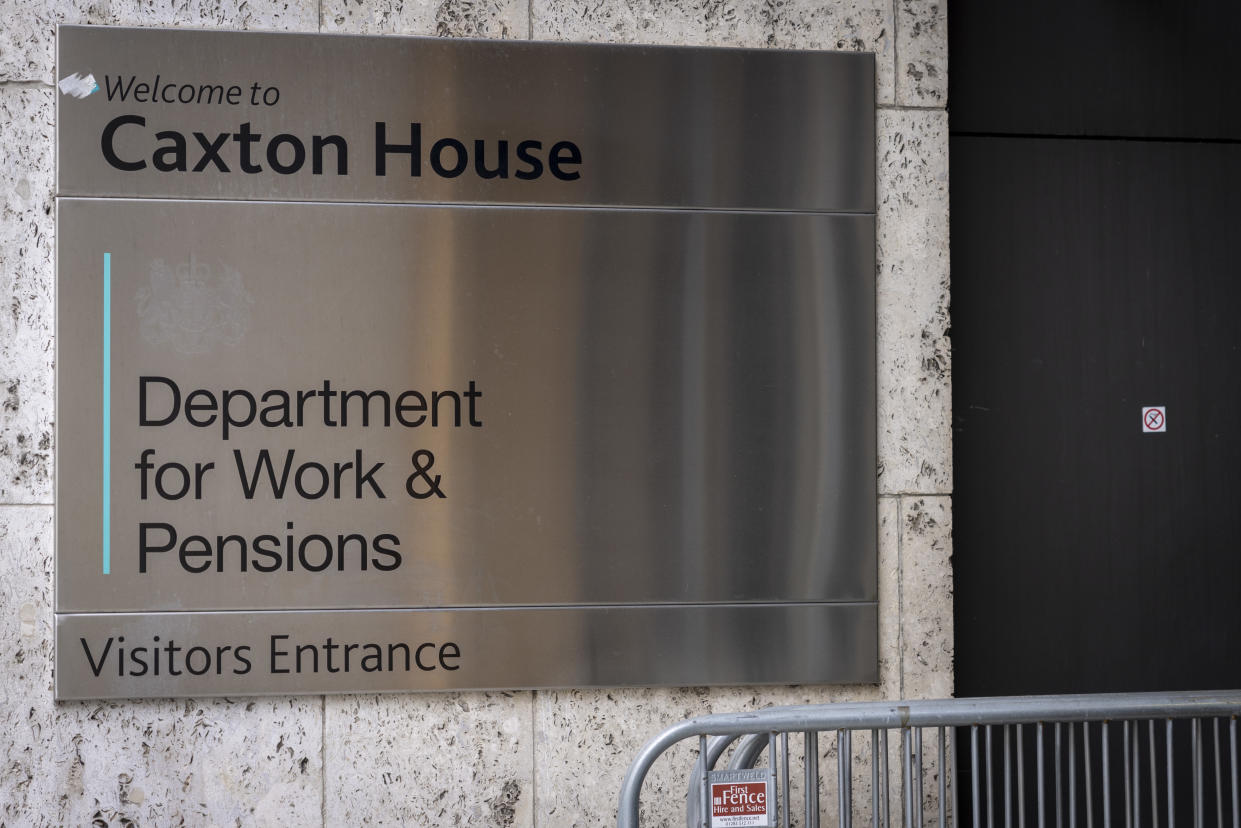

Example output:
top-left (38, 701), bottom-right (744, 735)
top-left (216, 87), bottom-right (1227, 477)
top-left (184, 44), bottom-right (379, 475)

top-left (618, 690), bottom-right (1241, 828)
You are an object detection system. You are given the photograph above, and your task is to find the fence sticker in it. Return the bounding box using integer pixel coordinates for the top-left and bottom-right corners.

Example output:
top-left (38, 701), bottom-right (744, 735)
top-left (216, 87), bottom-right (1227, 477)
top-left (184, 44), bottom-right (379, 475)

top-left (709, 768), bottom-right (775, 828)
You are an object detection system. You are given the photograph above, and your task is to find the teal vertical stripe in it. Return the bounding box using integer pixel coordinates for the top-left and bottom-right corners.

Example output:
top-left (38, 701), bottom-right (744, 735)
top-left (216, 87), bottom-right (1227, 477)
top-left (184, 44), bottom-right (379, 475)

top-left (102, 253), bottom-right (111, 575)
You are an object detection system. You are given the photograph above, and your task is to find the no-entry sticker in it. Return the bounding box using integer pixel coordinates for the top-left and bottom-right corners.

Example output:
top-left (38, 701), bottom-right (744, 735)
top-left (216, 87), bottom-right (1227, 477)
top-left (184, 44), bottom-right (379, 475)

top-left (1142, 406), bottom-right (1167, 433)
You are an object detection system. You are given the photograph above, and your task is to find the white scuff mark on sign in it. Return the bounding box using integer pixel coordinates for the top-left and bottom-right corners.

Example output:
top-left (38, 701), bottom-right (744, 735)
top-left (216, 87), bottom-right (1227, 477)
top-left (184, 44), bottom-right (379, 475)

top-left (1142, 406), bottom-right (1166, 433)
top-left (58, 72), bottom-right (98, 98)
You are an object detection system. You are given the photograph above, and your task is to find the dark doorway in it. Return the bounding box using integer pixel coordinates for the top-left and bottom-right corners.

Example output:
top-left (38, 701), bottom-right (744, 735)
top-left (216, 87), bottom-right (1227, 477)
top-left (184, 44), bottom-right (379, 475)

top-left (950, 0), bottom-right (1241, 822)
top-left (952, 135), bottom-right (1241, 696)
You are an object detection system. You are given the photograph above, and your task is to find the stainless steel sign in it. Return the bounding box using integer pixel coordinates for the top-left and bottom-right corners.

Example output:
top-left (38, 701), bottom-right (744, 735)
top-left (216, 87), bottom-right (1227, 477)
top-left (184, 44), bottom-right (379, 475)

top-left (55, 26), bottom-right (877, 699)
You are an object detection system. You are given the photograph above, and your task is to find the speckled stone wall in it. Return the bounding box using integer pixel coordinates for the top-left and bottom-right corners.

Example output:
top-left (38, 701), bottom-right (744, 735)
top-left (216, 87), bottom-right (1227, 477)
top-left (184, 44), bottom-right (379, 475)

top-left (0, 2), bottom-right (949, 825)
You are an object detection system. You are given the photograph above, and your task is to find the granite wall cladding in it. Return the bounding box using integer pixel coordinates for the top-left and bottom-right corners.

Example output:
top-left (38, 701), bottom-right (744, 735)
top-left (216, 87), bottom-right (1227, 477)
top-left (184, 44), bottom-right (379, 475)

top-left (0, 2), bottom-right (949, 824)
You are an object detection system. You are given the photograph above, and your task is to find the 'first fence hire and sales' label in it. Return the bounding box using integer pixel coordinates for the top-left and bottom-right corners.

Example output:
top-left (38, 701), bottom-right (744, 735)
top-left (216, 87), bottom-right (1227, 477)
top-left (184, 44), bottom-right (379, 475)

top-left (709, 769), bottom-right (776, 828)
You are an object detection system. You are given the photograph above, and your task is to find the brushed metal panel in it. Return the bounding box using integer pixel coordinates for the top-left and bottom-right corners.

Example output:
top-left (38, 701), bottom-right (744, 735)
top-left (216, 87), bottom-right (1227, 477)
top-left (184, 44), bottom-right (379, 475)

top-left (56, 199), bottom-right (876, 613)
top-left (56, 26), bottom-right (875, 212)
top-left (55, 603), bottom-right (878, 699)
top-left (55, 28), bottom-right (881, 697)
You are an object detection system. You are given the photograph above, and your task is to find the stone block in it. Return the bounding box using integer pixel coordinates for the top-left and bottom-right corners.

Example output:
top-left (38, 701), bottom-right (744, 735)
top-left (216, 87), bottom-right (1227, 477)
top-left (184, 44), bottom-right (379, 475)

top-left (322, 0), bottom-right (529, 39)
top-left (0, 506), bottom-right (323, 827)
top-left (531, 0), bottom-right (895, 105)
top-left (897, 0), bottom-right (947, 107)
top-left (899, 499), bottom-right (955, 826)
top-left (877, 494), bottom-right (901, 697)
top-left (535, 686), bottom-right (708, 828)
top-left (325, 691), bottom-right (534, 826)
top-left (900, 495), bottom-right (952, 700)
top-left (0, 0), bottom-right (320, 83)
top-left (876, 108), bottom-right (951, 495)
top-left (0, 86), bottom-right (53, 504)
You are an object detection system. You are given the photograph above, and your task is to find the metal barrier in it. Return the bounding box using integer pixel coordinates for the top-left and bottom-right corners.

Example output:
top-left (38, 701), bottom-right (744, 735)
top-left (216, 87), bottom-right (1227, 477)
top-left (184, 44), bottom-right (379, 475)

top-left (617, 690), bottom-right (1241, 828)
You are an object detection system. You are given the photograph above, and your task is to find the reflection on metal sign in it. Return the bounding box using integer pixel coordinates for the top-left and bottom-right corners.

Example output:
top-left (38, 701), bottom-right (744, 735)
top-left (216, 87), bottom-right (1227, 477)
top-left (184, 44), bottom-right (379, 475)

top-left (55, 26), bottom-right (878, 699)
top-left (709, 768), bottom-right (777, 828)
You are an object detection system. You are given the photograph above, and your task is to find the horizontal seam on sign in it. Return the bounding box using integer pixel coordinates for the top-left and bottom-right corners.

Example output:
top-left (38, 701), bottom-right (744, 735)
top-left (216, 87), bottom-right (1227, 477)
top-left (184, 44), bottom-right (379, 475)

top-left (55, 601), bottom-right (882, 615)
top-left (0, 79), bottom-right (55, 88)
top-left (53, 195), bottom-right (879, 216)
top-left (0, 502), bottom-right (55, 507)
